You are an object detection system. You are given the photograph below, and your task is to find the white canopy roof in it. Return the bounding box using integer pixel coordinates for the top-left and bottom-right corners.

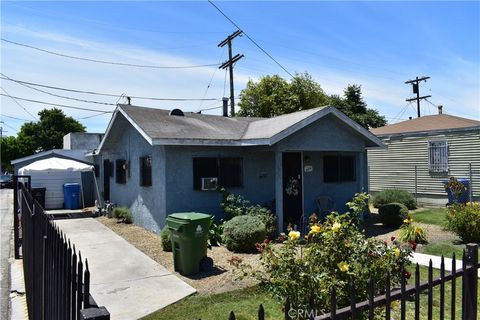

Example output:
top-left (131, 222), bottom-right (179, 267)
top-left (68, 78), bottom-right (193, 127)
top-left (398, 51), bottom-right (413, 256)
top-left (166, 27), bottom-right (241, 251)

top-left (18, 157), bottom-right (94, 174)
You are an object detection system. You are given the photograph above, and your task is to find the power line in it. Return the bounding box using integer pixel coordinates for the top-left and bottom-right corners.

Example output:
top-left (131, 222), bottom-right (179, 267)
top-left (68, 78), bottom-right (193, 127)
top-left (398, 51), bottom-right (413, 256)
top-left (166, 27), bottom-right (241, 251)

top-left (2, 38), bottom-right (220, 69)
top-left (0, 75), bottom-right (222, 101)
top-left (76, 112), bottom-right (112, 120)
top-left (0, 114), bottom-right (30, 122)
top-left (1, 73), bottom-right (116, 106)
top-left (0, 121), bottom-right (17, 131)
top-left (208, 1), bottom-right (294, 78)
top-left (0, 87), bottom-right (38, 121)
top-left (0, 93), bottom-right (114, 113)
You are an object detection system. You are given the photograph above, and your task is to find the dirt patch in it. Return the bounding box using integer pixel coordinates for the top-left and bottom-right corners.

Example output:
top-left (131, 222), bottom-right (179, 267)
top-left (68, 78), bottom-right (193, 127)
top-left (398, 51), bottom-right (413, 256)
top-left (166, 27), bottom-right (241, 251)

top-left (96, 216), bottom-right (260, 294)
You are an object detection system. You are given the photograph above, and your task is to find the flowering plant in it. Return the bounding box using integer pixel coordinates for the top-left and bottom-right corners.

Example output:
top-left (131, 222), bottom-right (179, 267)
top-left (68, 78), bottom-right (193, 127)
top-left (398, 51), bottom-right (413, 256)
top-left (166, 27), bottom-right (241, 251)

top-left (239, 212), bottom-right (413, 314)
top-left (398, 214), bottom-right (427, 244)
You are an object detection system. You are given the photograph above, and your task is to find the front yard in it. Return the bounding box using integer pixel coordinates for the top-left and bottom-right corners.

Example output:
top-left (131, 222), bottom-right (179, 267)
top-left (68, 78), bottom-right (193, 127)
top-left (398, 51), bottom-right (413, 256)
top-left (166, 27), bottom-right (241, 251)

top-left (96, 204), bottom-right (479, 320)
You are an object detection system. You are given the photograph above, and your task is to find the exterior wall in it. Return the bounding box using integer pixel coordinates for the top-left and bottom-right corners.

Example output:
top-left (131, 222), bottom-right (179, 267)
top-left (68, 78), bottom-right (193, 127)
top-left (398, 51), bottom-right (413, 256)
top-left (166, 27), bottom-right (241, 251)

top-left (29, 171), bottom-right (82, 209)
top-left (63, 133), bottom-right (103, 151)
top-left (99, 116), bottom-right (166, 233)
top-left (368, 129), bottom-right (480, 206)
top-left (164, 146), bottom-right (275, 220)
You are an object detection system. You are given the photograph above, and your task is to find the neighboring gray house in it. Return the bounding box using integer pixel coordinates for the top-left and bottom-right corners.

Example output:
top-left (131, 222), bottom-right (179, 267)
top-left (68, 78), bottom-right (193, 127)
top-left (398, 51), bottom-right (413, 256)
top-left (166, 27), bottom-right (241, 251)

top-left (95, 104), bottom-right (384, 233)
top-left (368, 107), bottom-right (480, 206)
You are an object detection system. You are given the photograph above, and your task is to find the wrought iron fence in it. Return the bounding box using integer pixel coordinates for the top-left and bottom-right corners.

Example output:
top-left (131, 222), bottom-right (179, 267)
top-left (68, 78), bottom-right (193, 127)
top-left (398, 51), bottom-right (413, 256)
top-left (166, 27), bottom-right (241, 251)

top-left (17, 179), bottom-right (109, 320)
top-left (222, 244), bottom-right (478, 320)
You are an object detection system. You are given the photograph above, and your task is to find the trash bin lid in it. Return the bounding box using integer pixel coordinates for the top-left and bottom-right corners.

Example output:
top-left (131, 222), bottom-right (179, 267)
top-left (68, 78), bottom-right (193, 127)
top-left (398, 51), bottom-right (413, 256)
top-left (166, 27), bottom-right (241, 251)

top-left (168, 212), bottom-right (212, 222)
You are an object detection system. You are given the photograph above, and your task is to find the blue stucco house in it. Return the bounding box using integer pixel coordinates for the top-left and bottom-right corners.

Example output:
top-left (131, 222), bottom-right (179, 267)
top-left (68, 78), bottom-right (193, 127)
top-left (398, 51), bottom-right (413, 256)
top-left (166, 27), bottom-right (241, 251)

top-left (94, 104), bottom-right (384, 233)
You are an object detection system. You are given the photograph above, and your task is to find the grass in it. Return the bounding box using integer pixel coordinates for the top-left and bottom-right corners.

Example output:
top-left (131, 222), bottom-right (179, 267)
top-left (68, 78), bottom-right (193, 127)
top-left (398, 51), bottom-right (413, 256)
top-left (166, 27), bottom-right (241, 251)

top-left (411, 208), bottom-right (447, 226)
top-left (418, 241), bottom-right (467, 259)
top-left (141, 286), bottom-right (283, 320)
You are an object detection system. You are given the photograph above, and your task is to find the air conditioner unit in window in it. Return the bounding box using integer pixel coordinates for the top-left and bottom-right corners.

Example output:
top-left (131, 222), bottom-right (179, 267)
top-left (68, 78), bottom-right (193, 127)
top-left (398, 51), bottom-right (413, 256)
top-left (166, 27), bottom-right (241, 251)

top-left (201, 177), bottom-right (218, 191)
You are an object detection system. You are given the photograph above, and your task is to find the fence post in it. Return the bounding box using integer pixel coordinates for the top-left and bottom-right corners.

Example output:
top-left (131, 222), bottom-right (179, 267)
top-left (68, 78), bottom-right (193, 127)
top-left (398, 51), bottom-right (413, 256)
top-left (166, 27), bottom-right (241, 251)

top-left (464, 243), bottom-right (478, 320)
top-left (13, 175), bottom-right (20, 259)
top-left (468, 163), bottom-right (472, 203)
top-left (414, 165), bottom-right (418, 204)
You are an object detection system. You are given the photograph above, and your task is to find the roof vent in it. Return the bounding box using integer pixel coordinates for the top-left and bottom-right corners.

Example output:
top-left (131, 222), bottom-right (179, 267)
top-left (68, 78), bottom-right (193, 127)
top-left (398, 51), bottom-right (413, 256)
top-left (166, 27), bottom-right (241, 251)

top-left (169, 109), bottom-right (184, 117)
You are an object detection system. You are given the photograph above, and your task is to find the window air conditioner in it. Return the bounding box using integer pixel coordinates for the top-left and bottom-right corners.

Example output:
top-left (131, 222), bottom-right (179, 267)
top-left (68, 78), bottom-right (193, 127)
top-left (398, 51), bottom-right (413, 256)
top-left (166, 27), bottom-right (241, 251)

top-left (201, 177), bottom-right (218, 191)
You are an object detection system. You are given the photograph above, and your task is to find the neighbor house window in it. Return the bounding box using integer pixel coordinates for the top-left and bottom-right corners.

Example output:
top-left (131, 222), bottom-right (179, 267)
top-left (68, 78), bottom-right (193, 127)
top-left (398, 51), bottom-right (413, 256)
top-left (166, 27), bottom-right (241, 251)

top-left (116, 159), bottom-right (127, 184)
top-left (139, 156), bottom-right (152, 187)
top-left (193, 157), bottom-right (243, 190)
top-left (323, 155), bottom-right (356, 183)
top-left (428, 141), bottom-right (448, 172)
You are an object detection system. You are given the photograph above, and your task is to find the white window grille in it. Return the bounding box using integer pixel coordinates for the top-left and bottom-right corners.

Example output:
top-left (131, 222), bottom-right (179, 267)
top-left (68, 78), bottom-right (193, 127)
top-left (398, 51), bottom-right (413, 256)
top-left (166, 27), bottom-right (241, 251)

top-left (428, 141), bottom-right (448, 172)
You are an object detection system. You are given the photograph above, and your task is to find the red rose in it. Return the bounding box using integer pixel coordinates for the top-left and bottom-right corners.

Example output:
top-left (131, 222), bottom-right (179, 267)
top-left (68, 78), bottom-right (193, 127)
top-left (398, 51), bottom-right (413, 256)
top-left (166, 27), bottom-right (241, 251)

top-left (391, 236), bottom-right (396, 241)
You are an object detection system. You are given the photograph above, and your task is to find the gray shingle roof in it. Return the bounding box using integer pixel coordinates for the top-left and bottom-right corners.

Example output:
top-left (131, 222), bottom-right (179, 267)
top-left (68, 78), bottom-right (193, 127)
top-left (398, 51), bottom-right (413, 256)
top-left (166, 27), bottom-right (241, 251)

top-left (119, 104), bottom-right (326, 141)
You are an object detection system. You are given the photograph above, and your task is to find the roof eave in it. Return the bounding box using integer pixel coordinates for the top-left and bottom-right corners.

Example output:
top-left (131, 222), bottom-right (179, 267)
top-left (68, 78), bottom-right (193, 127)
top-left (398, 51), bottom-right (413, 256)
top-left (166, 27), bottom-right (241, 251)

top-left (373, 125), bottom-right (480, 139)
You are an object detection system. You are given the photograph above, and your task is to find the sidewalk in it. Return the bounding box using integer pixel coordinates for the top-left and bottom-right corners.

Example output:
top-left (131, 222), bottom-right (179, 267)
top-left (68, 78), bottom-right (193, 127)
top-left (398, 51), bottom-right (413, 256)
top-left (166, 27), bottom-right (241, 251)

top-left (9, 259), bottom-right (28, 320)
top-left (55, 218), bottom-right (196, 320)
top-left (411, 252), bottom-right (480, 277)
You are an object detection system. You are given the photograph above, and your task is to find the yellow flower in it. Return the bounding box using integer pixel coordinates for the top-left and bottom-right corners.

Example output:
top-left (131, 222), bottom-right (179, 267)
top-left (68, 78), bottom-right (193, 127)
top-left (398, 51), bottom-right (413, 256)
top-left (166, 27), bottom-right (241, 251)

top-left (415, 227), bottom-right (422, 234)
top-left (393, 247), bottom-right (401, 257)
top-left (310, 224), bottom-right (321, 234)
top-left (288, 231), bottom-right (300, 241)
top-left (338, 261), bottom-right (349, 272)
top-left (331, 222), bottom-right (341, 232)
top-left (403, 218), bottom-right (412, 224)
top-left (390, 300), bottom-right (399, 308)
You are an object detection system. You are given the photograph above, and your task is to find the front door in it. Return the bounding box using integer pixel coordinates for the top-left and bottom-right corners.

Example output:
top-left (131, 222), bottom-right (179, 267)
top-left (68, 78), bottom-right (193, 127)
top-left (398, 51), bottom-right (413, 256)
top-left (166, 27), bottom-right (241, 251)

top-left (103, 159), bottom-right (110, 202)
top-left (282, 152), bottom-right (303, 227)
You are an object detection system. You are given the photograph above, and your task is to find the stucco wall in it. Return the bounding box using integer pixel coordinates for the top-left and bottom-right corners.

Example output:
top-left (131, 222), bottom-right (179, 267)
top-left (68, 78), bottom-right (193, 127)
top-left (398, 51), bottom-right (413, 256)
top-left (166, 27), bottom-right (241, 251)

top-left (99, 116), bottom-right (166, 233)
top-left (164, 146), bottom-right (275, 220)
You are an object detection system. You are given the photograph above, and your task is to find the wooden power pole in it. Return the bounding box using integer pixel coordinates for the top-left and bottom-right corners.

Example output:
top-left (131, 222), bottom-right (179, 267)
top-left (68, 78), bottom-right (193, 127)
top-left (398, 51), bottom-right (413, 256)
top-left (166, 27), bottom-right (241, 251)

top-left (218, 30), bottom-right (244, 117)
top-left (405, 76), bottom-right (431, 118)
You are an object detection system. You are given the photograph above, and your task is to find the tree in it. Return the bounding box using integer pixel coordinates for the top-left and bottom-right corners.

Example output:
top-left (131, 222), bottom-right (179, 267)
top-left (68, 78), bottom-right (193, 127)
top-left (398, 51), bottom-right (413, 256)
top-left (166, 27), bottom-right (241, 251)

top-left (237, 72), bottom-right (330, 117)
top-left (331, 85), bottom-right (387, 129)
top-left (238, 74), bottom-right (386, 129)
top-left (1, 108), bottom-right (86, 171)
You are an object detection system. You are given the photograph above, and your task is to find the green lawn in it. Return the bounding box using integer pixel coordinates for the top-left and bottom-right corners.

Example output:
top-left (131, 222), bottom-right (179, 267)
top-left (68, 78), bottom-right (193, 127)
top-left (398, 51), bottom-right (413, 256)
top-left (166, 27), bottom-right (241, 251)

top-left (418, 241), bottom-right (467, 259)
top-left (411, 208), bottom-right (447, 226)
top-left (141, 286), bottom-right (283, 320)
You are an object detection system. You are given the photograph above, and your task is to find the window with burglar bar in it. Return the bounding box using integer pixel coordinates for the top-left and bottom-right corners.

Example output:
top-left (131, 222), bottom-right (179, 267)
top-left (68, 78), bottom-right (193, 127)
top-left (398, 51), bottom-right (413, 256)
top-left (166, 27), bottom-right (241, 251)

top-left (428, 141), bottom-right (448, 172)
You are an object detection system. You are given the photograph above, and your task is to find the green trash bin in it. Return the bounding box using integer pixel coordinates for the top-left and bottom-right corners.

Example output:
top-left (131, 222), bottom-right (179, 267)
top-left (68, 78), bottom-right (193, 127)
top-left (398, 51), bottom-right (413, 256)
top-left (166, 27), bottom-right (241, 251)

top-left (166, 212), bottom-right (213, 276)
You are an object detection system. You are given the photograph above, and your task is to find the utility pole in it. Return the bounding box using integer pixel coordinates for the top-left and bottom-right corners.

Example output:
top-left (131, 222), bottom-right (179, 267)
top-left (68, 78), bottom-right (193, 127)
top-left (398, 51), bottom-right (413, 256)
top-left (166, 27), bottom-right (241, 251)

top-left (405, 76), bottom-right (431, 118)
top-left (218, 30), bottom-right (244, 117)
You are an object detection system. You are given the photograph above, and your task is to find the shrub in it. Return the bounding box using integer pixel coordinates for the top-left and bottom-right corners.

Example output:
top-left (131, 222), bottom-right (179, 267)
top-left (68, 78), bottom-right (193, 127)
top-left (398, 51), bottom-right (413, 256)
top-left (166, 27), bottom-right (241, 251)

top-left (446, 202), bottom-right (480, 243)
top-left (112, 207), bottom-right (132, 224)
top-left (398, 217), bottom-right (427, 244)
top-left (223, 215), bottom-right (266, 252)
top-left (208, 221), bottom-right (224, 248)
top-left (373, 189), bottom-right (417, 210)
top-left (378, 203), bottom-right (409, 228)
top-left (160, 226), bottom-right (172, 252)
top-left (232, 213), bottom-right (413, 313)
top-left (220, 188), bottom-right (276, 238)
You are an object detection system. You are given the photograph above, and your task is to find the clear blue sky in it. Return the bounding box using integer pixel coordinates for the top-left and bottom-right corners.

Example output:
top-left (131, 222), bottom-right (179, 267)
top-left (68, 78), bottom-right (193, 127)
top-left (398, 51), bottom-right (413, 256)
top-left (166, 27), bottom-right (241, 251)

top-left (1, 1), bottom-right (479, 136)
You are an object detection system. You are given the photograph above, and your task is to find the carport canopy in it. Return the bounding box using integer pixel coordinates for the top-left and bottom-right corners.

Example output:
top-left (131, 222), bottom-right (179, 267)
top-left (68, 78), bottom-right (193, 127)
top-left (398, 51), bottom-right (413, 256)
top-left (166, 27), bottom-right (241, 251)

top-left (18, 157), bottom-right (94, 174)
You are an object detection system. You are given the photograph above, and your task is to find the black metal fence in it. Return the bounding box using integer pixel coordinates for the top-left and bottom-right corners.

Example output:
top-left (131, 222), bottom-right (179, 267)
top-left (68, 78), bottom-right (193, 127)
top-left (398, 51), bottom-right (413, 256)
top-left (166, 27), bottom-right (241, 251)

top-left (17, 180), bottom-right (109, 320)
top-left (225, 244), bottom-right (478, 320)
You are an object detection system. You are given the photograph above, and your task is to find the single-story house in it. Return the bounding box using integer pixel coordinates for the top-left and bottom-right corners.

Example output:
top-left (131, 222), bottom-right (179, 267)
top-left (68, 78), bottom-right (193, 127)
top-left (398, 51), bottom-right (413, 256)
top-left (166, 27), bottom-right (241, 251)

top-left (368, 106), bottom-right (480, 206)
top-left (95, 104), bottom-right (384, 233)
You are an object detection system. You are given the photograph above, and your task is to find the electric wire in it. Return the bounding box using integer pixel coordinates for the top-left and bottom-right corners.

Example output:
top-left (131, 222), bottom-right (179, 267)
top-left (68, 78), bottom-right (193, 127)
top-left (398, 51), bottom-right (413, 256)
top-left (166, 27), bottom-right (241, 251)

top-left (0, 121), bottom-right (17, 131)
top-left (198, 47), bottom-right (226, 110)
top-left (76, 112), bottom-right (112, 120)
top-left (0, 114), bottom-right (31, 122)
top-left (208, 1), bottom-right (294, 78)
top-left (0, 87), bottom-right (38, 121)
top-left (2, 38), bottom-right (220, 69)
top-left (1, 73), bottom-right (116, 106)
top-left (0, 93), bottom-right (114, 113)
top-left (0, 75), bottom-right (221, 101)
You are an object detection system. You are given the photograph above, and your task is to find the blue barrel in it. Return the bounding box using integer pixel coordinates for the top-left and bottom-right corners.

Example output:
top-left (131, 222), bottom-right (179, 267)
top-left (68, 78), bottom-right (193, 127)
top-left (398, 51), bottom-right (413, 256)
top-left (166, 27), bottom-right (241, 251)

top-left (64, 183), bottom-right (81, 209)
top-left (443, 179), bottom-right (470, 204)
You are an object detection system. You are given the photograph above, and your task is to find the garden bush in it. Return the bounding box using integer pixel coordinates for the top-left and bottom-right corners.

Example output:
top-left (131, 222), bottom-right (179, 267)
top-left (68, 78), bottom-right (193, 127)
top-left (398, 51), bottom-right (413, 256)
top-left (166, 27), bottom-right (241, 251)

top-left (208, 221), bottom-right (223, 248)
top-left (112, 207), bottom-right (132, 224)
top-left (446, 202), bottom-right (480, 243)
top-left (378, 202), bottom-right (409, 228)
top-left (223, 215), bottom-right (266, 253)
top-left (398, 215), bottom-right (427, 244)
top-left (373, 189), bottom-right (417, 210)
top-left (160, 226), bottom-right (172, 252)
top-left (231, 213), bottom-right (413, 313)
top-left (220, 188), bottom-right (276, 238)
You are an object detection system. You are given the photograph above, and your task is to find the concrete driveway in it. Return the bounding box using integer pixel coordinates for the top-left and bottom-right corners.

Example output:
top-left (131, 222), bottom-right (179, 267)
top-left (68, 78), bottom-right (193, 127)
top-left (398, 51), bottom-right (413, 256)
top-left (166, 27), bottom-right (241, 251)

top-left (55, 218), bottom-right (196, 320)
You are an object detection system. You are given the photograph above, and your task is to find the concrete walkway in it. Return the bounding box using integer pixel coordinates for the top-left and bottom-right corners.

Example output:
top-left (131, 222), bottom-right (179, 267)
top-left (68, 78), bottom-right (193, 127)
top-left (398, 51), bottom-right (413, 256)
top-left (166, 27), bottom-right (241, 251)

top-left (55, 218), bottom-right (196, 320)
top-left (411, 252), bottom-right (480, 277)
